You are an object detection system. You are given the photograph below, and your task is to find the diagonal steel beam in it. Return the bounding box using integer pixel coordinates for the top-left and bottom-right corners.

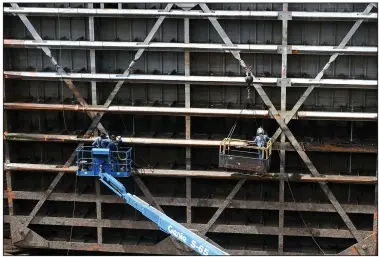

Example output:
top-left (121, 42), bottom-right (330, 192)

top-left (12, 172), bottom-right (64, 243)
top-left (270, 3), bottom-right (375, 143)
top-left (249, 81), bottom-right (364, 242)
top-left (64, 4), bottom-right (173, 168)
top-left (198, 2), bottom-right (365, 242)
top-left (199, 3), bottom-right (249, 72)
top-left (83, 3), bottom-right (174, 134)
top-left (200, 179), bottom-right (246, 235)
top-left (132, 175), bottom-right (184, 250)
top-left (10, 3), bottom-right (107, 134)
top-left (133, 175), bottom-right (226, 252)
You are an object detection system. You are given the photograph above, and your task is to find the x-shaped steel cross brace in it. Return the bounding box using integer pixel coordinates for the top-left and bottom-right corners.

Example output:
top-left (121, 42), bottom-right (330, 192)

top-left (10, 3), bottom-right (107, 134)
top-left (198, 2), bottom-right (372, 242)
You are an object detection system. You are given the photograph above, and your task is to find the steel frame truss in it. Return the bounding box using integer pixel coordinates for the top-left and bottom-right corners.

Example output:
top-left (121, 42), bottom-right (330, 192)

top-left (7, 4), bottom-right (185, 250)
top-left (195, 2), bottom-right (376, 245)
top-left (4, 2), bottom-right (378, 254)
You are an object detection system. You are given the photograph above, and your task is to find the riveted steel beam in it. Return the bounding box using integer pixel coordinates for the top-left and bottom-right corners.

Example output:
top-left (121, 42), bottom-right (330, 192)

top-left (4, 71), bottom-right (377, 89)
top-left (5, 39), bottom-right (377, 55)
top-left (4, 163), bottom-right (377, 184)
top-left (4, 7), bottom-right (377, 20)
top-left (5, 190), bottom-right (376, 214)
top-left (9, 3), bottom-right (107, 134)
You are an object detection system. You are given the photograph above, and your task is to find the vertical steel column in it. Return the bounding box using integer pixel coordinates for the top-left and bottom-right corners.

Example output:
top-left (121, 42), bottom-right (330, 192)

top-left (95, 178), bottom-right (102, 244)
top-left (278, 3), bottom-right (288, 254)
top-left (184, 17), bottom-right (192, 225)
top-left (4, 78), bottom-right (14, 217)
top-left (88, 4), bottom-right (102, 244)
top-left (88, 4), bottom-right (97, 108)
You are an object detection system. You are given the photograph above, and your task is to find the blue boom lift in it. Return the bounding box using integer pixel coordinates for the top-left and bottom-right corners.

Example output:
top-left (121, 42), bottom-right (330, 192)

top-left (76, 145), bottom-right (228, 256)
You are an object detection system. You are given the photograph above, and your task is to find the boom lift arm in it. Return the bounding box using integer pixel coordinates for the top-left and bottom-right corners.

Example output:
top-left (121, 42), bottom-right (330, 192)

top-left (99, 172), bottom-right (228, 256)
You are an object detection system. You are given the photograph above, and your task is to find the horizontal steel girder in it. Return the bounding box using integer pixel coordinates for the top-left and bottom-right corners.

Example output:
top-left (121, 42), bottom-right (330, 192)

top-left (4, 7), bottom-right (378, 20)
top-left (4, 133), bottom-right (378, 153)
top-left (4, 71), bottom-right (377, 89)
top-left (4, 190), bottom-right (375, 214)
top-left (4, 215), bottom-right (373, 239)
top-left (4, 39), bottom-right (378, 55)
top-left (12, 239), bottom-right (282, 256)
top-left (4, 163), bottom-right (376, 184)
top-left (4, 103), bottom-right (378, 121)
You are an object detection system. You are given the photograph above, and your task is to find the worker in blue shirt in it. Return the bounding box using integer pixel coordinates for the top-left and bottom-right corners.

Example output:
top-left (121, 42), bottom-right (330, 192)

top-left (107, 135), bottom-right (122, 152)
top-left (252, 127), bottom-right (270, 159)
top-left (107, 135), bottom-right (123, 171)
top-left (92, 133), bottom-right (108, 148)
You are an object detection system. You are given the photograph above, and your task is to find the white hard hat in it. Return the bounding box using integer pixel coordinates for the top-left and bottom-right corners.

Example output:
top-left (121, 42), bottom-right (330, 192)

top-left (257, 127), bottom-right (264, 135)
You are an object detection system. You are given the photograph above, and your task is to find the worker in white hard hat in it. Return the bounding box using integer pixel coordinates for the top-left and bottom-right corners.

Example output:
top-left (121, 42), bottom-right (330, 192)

top-left (252, 127), bottom-right (270, 159)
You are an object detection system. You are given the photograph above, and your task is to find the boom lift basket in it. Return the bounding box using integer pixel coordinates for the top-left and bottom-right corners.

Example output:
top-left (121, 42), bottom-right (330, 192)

top-left (76, 146), bottom-right (133, 177)
top-left (219, 138), bottom-right (272, 174)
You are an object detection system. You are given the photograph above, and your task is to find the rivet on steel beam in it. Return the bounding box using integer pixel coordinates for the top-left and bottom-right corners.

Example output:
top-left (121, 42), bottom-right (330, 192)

top-left (278, 11), bottom-right (292, 20)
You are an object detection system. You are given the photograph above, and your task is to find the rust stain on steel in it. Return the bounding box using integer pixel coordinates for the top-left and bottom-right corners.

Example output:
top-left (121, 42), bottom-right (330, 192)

top-left (7, 186), bottom-right (14, 201)
top-left (373, 211), bottom-right (378, 241)
top-left (351, 246), bottom-right (359, 255)
top-left (302, 143), bottom-right (377, 153)
top-left (88, 245), bottom-right (103, 251)
top-left (7, 186), bottom-right (14, 209)
top-left (3, 131), bottom-right (8, 140)
top-left (292, 49), bottom-right (299, 54)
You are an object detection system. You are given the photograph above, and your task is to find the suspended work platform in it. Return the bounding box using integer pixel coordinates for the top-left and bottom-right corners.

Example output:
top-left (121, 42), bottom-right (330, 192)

top-left (219, 138), bottom-right (272, 174)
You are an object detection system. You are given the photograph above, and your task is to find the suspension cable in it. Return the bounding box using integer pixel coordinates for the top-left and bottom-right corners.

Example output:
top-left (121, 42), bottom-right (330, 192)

top-left (277, 153), bottom-right (326, 254)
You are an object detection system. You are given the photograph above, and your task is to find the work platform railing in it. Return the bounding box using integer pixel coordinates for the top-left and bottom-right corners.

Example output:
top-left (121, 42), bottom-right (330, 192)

top-left (219, 138), bottom-right (272, 174)
top-left (76, 146), bottom-right (133, 177)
